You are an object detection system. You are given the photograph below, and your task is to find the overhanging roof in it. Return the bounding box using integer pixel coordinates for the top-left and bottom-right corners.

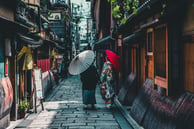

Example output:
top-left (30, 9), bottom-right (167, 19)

top-left (0, 16), bottom-right (29, 33)
top-left (123, 31), bottom-right (144, 44)
top-left (94, 36), bottom-right (115, 48)
top-left (18, 34), bottom-right (43, 48)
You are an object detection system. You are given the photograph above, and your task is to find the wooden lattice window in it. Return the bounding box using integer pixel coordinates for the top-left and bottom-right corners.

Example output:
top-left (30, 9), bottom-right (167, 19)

top-left (154, 24), bottom-right (168, 96)
top-left (154, 26), bottom-right (166, 78)
top-left (147, 28), bottom-right (153, 56)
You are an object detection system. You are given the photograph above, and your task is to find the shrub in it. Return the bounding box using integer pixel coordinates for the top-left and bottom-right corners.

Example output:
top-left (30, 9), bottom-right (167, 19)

top-left (18, 100), bottom-right (29, 111)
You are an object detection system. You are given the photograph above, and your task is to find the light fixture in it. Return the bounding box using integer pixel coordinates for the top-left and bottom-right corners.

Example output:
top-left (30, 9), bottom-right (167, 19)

top-left (43, 22), bottom-right (49, 29)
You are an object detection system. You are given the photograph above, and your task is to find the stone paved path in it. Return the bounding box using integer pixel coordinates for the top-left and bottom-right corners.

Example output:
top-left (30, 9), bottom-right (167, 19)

top-left (25, 75), bottom-right (121, 129)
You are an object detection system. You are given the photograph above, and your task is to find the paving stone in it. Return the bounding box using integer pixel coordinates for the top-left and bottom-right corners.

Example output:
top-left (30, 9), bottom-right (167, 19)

top-left (47, 128), bottom-right (67, 129)
top-left (55, 115), bottom-right (77, 119)
top-left (38, 112), bottom-right (58, 117)
top-left (88, 122), bottom-right (119, 126)
top-left (66, 118), bottom-right (87, 121)
top-left (52, 120), bottom-right (74, 124)
top-left (73, 111), bottom-right (87, 114)
top-left (61, 114), bottom-right (78, 117)
top-left (35, 115), bottom-right (56, 119)
top-left (87, 117), bottom-right (115, 121)
top-left (61, 122), bottom-right (86, 126)
top-left (96, 120), bottom-right (118, 123)
top-left (28, 123), bottom-right (61, 128)
top-left (74, 119), bottom-right (95, 123)
top-left (68, 126), bottom-right (95, 129)
top-left (96, 126), bottom-right (121, 129)
top-left (58, 111), bottom-right (74, 114)
top-left (76, 114), bottom-right (98, 118)
top-left (30, 120), bottom-right (53, 125)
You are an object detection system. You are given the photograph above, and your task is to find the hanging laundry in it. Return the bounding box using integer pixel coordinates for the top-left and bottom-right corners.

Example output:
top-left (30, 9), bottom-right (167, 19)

top-left (17, 46), bottom-right (33, 70)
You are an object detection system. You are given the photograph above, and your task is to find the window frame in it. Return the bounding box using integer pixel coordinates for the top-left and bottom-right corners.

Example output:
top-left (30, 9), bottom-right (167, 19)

top-left (154, 24), bottom-right (168, 96)
top-left (146, 28), bottom-right (154, 56)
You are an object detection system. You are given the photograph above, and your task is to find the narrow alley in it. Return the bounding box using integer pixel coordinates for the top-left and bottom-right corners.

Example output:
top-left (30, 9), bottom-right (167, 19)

top-left (1, 1), bottom-right (194, 129)
top-left (11, 76), bottom-right (132, 129)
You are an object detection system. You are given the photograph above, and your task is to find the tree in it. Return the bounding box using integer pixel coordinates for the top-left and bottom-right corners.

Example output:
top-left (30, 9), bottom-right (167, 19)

top-left (108, 0), bottom-right (139, 25)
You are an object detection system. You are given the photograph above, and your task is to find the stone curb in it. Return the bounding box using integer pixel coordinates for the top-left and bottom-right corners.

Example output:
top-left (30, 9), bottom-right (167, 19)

top-left (114, 97), bottom-right (144, 129)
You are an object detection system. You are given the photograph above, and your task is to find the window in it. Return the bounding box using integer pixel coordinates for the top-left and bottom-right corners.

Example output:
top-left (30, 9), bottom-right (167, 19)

top-left (154, 26), bottom-right (166, 78)
top-left (147, 28), bottom-right (153, 56)
top-left (154, 24), bottom-right (168, 96)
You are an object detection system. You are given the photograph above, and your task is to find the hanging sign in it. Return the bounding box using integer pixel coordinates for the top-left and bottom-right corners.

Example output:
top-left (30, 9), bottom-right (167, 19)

top-left (34, 69), bottom-right (43, 99)
top-left (47, 12), bottom-right (61, 20)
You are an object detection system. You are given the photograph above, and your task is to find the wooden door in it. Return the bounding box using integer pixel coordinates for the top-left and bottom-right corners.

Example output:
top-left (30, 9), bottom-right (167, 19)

top-left (184, 43), bottom-right (194, 93)
top-left (140, 47), bottom-right (145, 86)
top-left (131, 48), bottom-right (137, 73)
top-left (146, 28), bottom-right (154, 80)
top-left (124, 46), bottom-right (130, 77)
top-left (131, 45), bottom-right (141, 88)
top-left (147, 56), bottom-right (154, 79)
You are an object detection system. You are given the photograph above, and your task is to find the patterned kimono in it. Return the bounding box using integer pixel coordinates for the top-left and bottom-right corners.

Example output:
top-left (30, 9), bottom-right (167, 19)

top-left (100, 61), bottom-right (115, 105)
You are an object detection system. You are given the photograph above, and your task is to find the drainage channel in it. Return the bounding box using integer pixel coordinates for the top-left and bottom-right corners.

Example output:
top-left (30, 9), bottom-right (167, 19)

top-left (114, 97), bottom-right (144, 129)
top-left (112, 106), bottom-right (133, 129)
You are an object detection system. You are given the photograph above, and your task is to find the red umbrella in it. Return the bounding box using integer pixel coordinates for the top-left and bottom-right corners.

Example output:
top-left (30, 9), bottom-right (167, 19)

top-left (106, 50), bottom-right (122, 72)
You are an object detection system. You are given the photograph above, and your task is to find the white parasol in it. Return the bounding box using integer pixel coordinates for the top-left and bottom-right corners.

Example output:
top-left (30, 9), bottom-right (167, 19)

top-left (68, 50), bottom-right (95, 75)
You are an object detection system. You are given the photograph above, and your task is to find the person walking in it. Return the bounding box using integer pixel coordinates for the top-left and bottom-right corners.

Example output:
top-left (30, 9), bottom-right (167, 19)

top-left (80, 64), bottom-right (98, 110)
top-left (100, 56), bottom-right (116, 109)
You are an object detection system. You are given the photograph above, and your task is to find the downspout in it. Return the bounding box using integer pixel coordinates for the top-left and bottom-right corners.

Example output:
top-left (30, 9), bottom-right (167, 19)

top-left (27, 3), bottom-right (41, 35)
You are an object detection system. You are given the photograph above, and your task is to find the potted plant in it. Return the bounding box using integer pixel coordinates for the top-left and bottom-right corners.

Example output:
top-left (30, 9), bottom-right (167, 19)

top-left (18, 99), bottom-right (29, 118)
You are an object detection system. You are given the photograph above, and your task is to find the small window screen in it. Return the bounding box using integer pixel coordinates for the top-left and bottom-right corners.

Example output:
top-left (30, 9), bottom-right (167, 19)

top-left (154, 26), bottom-right (166, 78)
top-left (147, 32), bottom-right (152, 53)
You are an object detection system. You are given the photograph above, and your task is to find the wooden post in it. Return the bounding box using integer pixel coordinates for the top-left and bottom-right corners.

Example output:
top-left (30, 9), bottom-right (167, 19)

top-left (40, 99), bottom-right (44, 111)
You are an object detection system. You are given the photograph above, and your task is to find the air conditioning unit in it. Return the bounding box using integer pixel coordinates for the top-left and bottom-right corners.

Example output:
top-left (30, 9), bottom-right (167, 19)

top-left (47, 12), bottom-right (61, 21)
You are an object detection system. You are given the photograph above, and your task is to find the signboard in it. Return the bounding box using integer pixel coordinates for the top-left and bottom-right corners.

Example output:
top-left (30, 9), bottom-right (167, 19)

top-left (55, 54), bottom-right (63, 59)
top-left (34, 69), bottom-right (43, 99)
top-left (87, 18), bottom-right (92, 33)
top-left (47, 12), bottom-right (61, 21)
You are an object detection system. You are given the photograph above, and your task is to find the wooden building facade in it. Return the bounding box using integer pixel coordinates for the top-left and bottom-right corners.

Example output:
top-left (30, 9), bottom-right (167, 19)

top-left (92, 0), bottom-right (192, 96)
top-left (0, 0), bottom-right (71, 128)
top-left (92, 0), bottom-right (194, 128)
top-left (94, 0), bottom-right (194, 129)
top-left (118, 0), bottom-right (191, 96)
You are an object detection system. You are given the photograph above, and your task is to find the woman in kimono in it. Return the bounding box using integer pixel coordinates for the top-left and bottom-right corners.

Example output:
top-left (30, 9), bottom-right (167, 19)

top-left (80, 64), bottom-right (98, 110)
top-left (100, 56), bottom-right (116, 109)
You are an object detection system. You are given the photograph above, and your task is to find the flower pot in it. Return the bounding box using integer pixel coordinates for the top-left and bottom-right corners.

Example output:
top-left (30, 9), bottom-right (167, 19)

top-left (19, 110), bottom-right (26, 119)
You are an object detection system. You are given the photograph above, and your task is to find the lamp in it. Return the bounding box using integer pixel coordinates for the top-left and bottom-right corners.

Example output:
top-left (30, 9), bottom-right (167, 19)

top-left (43, 22), bottom-right (48, 29)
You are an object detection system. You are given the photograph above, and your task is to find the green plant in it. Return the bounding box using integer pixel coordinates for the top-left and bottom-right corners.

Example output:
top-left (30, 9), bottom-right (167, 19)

top-left (108, 0), bottom-right (139, 25)
top-left (108, 0), bottom-right (167, 25)
top-left (18, 100), bottom-right (29, 111)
